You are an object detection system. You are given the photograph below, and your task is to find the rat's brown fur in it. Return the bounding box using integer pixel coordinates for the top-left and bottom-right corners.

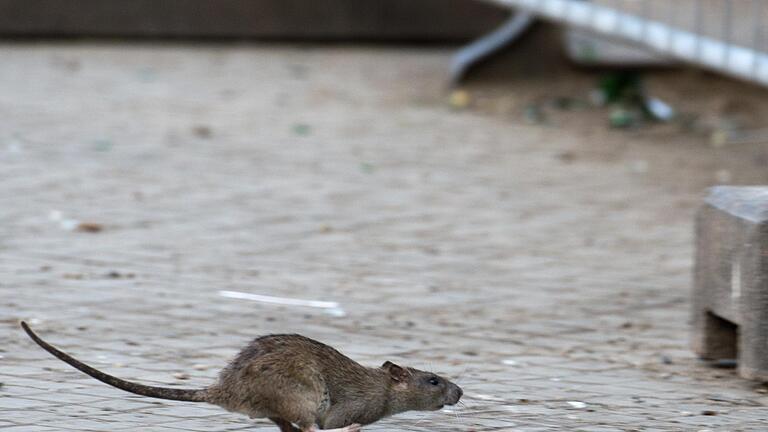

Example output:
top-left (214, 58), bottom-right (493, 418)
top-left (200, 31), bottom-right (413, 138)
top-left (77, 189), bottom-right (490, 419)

top-left (22, 322), bottom-right (462, 432)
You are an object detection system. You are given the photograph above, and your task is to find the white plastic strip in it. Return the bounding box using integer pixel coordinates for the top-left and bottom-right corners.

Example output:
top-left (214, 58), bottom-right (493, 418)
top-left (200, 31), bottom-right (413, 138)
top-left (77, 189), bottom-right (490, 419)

top-left (219, 290), bottom-right (340, 309)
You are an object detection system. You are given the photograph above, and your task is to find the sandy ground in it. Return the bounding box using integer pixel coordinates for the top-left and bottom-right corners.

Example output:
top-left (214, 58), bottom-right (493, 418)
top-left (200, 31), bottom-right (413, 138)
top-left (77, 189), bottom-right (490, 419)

top-left (2, 36), bottom-right (768, 431)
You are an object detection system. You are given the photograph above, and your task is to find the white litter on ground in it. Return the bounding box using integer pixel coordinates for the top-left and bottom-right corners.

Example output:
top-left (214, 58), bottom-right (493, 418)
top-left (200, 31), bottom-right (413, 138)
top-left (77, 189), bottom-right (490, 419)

top-left (219, 290), bottom-right (346, 316)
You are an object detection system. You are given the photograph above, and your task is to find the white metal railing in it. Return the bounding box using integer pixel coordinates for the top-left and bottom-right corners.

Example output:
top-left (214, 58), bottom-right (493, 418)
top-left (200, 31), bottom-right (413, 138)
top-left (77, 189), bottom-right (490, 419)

top-left (484, 0), bottom-right (768, 87)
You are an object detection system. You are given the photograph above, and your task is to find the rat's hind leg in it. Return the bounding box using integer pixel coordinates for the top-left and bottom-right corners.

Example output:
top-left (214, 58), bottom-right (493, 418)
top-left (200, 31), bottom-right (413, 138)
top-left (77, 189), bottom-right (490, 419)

top-left (270, 418), bottom-right (300, 432)
top-left (302, 424), bottom-right (361, 432)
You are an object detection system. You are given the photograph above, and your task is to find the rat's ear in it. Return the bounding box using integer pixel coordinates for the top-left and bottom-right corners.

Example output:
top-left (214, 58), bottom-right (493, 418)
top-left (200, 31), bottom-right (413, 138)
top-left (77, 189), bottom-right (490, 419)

top-left (381, 361), bottom-right (410, 382)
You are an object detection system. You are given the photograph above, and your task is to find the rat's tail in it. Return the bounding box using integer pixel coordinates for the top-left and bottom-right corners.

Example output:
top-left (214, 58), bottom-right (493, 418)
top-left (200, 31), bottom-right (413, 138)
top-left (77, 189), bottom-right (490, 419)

top-left (21, 321), bottom-right (208, 402)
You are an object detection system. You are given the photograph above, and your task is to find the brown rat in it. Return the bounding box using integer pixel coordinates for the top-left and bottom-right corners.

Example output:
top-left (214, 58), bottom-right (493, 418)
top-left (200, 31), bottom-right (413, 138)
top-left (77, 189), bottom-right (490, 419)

top-left (21, 321), bottom-right (462, 432)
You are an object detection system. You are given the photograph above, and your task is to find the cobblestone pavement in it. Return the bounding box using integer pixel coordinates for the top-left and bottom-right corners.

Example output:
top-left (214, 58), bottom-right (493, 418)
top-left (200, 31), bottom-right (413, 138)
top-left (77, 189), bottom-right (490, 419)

top-left (2, 43), bottom-right (768, 431)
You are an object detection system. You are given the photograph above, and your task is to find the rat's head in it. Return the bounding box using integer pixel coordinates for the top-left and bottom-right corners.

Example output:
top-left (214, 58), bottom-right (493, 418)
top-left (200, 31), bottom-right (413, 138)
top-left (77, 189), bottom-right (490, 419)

top-left (381, 361), bottom-right (463, 413)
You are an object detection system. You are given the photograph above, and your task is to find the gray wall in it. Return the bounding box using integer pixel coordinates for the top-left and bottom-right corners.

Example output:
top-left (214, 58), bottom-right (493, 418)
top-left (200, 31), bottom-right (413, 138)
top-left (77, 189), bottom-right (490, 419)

top-left (0, 0), bottom-right (507, 40)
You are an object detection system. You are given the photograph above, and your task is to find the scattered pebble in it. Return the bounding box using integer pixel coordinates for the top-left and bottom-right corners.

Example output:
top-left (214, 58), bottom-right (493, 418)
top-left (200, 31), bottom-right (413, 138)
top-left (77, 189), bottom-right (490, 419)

top-left (710, 129), bottom-right (729, 148)
top-left (555, 151), bottom-right (577, 163)
top-left (51, 56), bottom-right (82, 72)
top-left (192, 364), bottom-right (209, 371)
top-left (76, 222), bottom-right (104, 233)
top-left (173, 372), bottom-right (190, 380)
top-left (523, 104), bottom-right (546, 124)
top-left (609, 107), bottom-right (636, 129)
top-left (448, 89), bottom-right (471, 109)
top-left (660, 355), bottom-right (673, 365)
top-left (136, 67), bottom-right (157, 82)
top-left (421, 246), bottom-right (439, 255)
top-left (701, 410), bottom-right (718, 416)
top-left (92, 139), bottom-right (113, 152)
top-left (192, 125), bottom-right (212, 139)
top-left (287, 64), bottom-right (309, 79)
top-left (566, 401), bottom-right (587, 409)
top-left (292, 123), bottom-right (311, 136)
top-left (105, 271), bottom-right (136, 279)
top-left (501, 359), bottom-right (519, 366)
top-left (359, 162), bottom-right (375, 174)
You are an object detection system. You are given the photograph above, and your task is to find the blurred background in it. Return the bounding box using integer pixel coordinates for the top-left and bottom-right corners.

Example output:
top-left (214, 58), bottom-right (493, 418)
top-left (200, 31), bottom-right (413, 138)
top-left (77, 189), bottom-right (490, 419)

top-left (2, 1), bottom-right (768, 431)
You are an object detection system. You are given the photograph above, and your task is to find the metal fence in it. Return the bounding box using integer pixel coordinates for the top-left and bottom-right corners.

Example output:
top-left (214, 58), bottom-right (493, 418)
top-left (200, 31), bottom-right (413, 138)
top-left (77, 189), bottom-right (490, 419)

top-left (484, 0), bottom-right (768, 87)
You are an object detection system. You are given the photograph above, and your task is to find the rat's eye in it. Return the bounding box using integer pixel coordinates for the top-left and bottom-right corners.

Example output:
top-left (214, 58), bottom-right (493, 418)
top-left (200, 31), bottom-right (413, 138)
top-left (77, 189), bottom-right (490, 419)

top-left (428, 377), bottom-right (440, 386)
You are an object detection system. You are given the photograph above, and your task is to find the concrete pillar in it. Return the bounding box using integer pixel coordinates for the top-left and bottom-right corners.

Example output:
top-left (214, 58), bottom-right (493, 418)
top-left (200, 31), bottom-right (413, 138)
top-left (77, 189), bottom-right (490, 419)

top-left (692, 186), bottom-right (768, 381)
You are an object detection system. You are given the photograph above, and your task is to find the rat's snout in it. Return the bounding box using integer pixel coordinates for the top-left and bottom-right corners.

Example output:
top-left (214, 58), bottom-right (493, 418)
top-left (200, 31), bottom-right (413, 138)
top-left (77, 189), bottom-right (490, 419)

top-left (447, 384), bottom-right (463, 405)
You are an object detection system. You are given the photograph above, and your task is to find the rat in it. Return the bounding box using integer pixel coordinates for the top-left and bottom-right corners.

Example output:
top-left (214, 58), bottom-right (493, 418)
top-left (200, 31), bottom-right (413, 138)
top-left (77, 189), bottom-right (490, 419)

top-left (21, 321), bottom-right (462, 432)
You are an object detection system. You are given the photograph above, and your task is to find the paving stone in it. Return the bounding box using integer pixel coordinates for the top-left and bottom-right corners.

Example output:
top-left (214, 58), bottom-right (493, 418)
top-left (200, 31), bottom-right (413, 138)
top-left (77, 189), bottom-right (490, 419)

top-left (1, 43), bottom-right (767, 431)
